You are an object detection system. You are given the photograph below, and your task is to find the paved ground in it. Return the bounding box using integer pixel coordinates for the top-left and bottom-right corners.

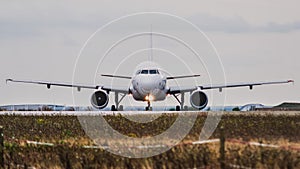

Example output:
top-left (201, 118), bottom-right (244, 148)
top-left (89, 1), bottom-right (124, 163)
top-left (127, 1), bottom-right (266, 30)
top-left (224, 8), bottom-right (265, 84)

top-left (0, 111), bottom-right (299, 116)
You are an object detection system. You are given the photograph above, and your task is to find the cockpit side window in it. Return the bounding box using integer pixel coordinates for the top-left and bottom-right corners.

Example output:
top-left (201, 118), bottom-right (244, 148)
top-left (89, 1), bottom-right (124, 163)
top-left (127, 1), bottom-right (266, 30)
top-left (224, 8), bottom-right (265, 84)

top-left (141, 70), bottom-right (148, 74)
top-left (136, 70), bottom-right (141, 75)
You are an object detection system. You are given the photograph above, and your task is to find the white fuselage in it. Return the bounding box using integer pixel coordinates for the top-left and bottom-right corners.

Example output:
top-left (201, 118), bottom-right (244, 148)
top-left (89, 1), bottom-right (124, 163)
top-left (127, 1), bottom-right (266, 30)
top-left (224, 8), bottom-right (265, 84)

top-left (129, 69), bottom-right (168, 101)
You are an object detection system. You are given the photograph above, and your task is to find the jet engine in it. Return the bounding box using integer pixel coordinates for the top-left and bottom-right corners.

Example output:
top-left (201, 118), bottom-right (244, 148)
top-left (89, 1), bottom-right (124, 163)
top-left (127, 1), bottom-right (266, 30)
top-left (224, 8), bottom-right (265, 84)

top-left (90, 90), bottom-right (109, 109)
top-left (190, 90), bottom-right (208, 110)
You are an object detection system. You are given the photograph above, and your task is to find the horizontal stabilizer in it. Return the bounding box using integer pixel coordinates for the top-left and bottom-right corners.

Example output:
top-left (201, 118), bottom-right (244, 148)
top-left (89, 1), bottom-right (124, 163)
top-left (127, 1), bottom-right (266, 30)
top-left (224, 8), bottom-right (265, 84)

top-left (167, 74), bottom-right (200, 80)
top-left (101, 74), bottom-right (131, 79)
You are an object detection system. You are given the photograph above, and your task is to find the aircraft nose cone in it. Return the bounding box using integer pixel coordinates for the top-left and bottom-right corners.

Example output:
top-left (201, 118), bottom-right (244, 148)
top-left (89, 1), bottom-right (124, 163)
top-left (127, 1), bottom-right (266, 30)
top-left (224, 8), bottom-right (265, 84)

top-left (139, 77), bottom-right (156, 93)
top-left (141, 82), bottom-right (153, 92)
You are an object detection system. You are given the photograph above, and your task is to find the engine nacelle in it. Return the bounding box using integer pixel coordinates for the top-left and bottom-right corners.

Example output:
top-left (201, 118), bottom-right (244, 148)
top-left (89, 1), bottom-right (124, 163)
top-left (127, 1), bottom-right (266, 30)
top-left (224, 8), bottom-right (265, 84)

top-left (90, 90), bottom-right (109, 109)
top-left (190, 90), bottom-right (208, 110)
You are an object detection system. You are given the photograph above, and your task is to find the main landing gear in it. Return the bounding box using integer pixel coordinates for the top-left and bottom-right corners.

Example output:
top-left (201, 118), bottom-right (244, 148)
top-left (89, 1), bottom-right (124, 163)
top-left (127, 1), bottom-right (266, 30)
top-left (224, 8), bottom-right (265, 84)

top-left (111, 92), bottom-right (126, 111)
top-left (144, 92), bottom-right (187, 111)
top-left (172, 92), bottom-right (186, 111)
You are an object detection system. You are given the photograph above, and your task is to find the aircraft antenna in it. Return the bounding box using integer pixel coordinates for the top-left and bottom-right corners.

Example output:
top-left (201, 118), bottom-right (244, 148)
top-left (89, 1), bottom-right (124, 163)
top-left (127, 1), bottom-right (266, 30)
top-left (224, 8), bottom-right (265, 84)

top-left (149, 25), bottom-right (153, 61)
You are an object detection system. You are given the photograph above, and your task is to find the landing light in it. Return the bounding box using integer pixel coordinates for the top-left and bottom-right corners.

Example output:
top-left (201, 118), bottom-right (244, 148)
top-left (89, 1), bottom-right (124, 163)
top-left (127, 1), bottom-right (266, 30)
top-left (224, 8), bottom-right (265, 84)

top-left (145, 95), bottom-right (154, 101)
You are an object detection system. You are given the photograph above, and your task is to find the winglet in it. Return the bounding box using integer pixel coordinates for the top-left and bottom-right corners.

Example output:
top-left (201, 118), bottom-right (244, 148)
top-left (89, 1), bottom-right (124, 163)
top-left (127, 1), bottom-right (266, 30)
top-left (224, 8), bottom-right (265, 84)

top-left (6, 78), bottom-right (13, 84)
top-left (288, 79), bottom-right (294, 85)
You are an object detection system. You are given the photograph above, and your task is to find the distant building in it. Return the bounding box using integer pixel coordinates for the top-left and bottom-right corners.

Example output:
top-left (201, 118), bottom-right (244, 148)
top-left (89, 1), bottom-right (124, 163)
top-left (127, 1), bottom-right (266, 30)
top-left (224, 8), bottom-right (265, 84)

top-left (267, 102), bottom-right (300, 111)
top-left (247, 102), bottom-right (300, 111)
top-left (0, 104), bottom-right (78, 111)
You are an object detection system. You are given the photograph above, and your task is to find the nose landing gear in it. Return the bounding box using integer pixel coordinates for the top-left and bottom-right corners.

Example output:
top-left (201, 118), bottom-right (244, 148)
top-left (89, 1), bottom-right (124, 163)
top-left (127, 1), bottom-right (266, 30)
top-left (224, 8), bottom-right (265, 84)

top-left (145, 101), bottom-right (151, 111)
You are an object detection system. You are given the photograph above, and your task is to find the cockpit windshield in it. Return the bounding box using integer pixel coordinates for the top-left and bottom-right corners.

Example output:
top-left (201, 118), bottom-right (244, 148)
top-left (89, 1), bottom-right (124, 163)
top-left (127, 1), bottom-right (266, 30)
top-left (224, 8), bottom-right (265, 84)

top-left (141, 70), bottom-right (148, 74)
top-left (137, 69), bottom-right (160, 74)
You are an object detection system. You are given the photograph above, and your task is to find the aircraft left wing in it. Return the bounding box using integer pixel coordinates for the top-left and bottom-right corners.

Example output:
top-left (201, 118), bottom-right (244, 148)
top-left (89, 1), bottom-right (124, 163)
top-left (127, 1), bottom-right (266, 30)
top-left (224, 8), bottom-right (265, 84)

top-left (168, 79), bottom-right (294, 94)
top-left (6, 78), bottom-right (129, 93)
top-left (199, 80), bottom-right (294, 92)
top-left (168, 86), bottom-right (197, 94)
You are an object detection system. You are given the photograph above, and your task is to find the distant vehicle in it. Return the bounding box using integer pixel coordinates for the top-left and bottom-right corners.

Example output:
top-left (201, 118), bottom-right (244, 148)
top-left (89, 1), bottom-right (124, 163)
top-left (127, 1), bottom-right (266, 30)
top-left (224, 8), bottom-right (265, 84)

top-left (239, 104), bottom-right (271, 111)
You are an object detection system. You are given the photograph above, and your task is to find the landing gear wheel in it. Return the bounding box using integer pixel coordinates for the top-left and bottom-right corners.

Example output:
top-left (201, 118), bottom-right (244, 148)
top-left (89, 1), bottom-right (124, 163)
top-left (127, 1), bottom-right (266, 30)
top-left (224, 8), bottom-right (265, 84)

top-left (111, 105), bottom-right (117, 111)
top-left (119, 105), bottom-right (123, 111)
top-left (176, 105), bottom-right (181, 111)
top-left (145, 101), bottom-right (151, 111)
top-left (184, 105), bottom-right (188, 111)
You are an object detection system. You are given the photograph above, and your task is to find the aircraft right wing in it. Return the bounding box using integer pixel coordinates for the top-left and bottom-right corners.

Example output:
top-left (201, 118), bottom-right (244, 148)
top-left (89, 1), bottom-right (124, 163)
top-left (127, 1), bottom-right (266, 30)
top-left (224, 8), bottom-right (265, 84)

top-left (6, 78), bottom-right (129, 93)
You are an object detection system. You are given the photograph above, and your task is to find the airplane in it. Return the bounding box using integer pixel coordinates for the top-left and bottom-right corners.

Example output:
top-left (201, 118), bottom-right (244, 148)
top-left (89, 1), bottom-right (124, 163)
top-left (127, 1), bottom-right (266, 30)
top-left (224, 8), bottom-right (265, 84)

top-left (6, 60), bottom-right (294, 111)
top-left (5, 31), bottom-right (294, 111)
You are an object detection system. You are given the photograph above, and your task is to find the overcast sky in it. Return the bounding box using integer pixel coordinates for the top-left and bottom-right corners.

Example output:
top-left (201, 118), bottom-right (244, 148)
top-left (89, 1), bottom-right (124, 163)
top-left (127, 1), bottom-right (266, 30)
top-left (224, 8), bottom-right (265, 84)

top-left (0, 0), bottom-right (299, 107)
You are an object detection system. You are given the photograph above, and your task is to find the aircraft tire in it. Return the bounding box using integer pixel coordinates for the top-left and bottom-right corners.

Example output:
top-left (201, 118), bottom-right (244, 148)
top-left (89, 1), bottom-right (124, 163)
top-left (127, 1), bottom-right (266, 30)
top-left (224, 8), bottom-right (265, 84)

top-left (119, 105), bottom-right (123, 111)
top-left (111, 105), bottom-right (117, 111)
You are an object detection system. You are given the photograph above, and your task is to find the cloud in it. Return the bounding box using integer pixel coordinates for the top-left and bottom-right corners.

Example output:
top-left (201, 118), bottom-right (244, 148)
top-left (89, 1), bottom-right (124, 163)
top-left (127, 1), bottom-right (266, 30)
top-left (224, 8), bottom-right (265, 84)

top-left (261, 22), bottom-right (300, 32)
top-left (188, 13), bottom-right (300, 33)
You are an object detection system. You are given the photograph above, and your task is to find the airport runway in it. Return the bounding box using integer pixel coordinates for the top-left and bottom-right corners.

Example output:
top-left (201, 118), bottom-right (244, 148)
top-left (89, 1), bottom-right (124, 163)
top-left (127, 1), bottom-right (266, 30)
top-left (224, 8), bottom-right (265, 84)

top-left (0, 111), bottom-right (190, 116)
top-left (0, 111), bottom-right (299, 116)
